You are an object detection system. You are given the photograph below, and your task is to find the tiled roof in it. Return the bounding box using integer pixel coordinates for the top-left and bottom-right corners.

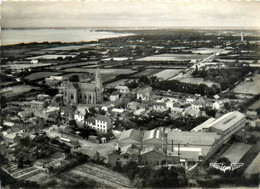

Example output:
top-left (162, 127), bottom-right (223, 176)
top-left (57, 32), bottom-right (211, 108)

top-left (96, 115), bottom-right (112, 124)
top-left (140, 146), bottom-right (164, 155)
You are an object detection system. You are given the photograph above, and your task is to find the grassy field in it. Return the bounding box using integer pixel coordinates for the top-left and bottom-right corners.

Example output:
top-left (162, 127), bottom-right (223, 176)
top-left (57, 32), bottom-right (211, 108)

top-left (132, 69), bottom-right (163, 77)
top-left (136, 53), bottom-right (207, 61)
top-left (221, 142), bottom-right (252, 163)
top-left (153, 69), bottom-right (182, 80)
top-left (233, 73), bottom-right (260, 95)
top-left (0, 63), bottom-right (54, 69)
top-left (1, 85), bottom-right (41, 98)
top-left (244, 152), bottom-right (260, 178)
top-left (53, 61), bottom-right (98, 70)
top-left (43, 44), bottom-right (98, 51)
top-left (107, 79), bottom-right (134, 87)
top-left (24, 72), bottom-right (61, 81)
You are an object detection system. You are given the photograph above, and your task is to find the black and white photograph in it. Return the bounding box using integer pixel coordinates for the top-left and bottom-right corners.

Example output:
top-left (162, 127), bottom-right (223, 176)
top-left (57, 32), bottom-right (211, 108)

top-left (0, 0), bottom-right (260, 188)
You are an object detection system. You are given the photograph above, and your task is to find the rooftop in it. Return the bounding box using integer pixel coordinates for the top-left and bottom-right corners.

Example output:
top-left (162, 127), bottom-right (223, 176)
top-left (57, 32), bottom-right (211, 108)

top-left (118, 129), bottom-right (143, 142)
top-left (210, 111), bottom-right (246, 132)
top-left (142, 129), bottom-right (166, 142)
top-left (167, 131), bottom-right (220, 146)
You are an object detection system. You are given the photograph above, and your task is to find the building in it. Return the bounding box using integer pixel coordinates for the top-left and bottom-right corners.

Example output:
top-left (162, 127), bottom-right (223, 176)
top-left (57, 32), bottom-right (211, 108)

top-left (117, 129), bottom-right (143, 148)
top-left (63, 68), bottom-right (103, 105)
top-left (209, 111), bottom-right (246, 142)
top-left (136, 87), bottom-right (153, 101)
top-left (86, 115), bottom-right (113, 133)
top-left (142, 129), bottom-right (167, 150)
top-left (115, 86), bottom-right (130, 94)
top-left (152, 102), bottom-right (167, 112)
top-left (192, 118), bottom-right (216, 132)
top-left (109, 92), bottom-right (120, 102)
top-left (166, 131), bottom-right (221, 163)
top-left (108, 144), bottom-right (139, 166)
top-left (140, 146), bottom-right (166, 165)
top-left (30, 100), bottom-right (47, 110)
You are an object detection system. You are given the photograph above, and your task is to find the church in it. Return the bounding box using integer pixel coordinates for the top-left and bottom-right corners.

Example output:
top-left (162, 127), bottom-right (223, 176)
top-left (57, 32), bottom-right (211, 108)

top-left (63, 68), bottom-right (103, 105)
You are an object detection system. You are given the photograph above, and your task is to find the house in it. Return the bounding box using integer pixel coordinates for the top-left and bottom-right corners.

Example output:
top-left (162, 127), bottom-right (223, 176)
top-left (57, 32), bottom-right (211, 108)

top-left (101, 104), bottom-right (115, 112)
top-left (246, 110), bottom-right (258, 120)
top-left (109, 91), bottom-right (120, 102)
top-left (115, 86), bottom-right (130, 94)
top-left (117, 129), bottom-right (143, 148)
top-left (108, 144), bottom-right (139, 166)
top-left (18, 110), bottom-right (33, 120)
top-left (212, 101), bottom-right (222, 110)
top-left (74, 107), bottom-right (88, 122)
top-left (191, 102), bottom-right (204, 110)
top-left (140, 146), bottom-right (166, 165)
top-left (152, 102), bottom-right (167, 112)
top-left (127, 101), bottom-right (141, 110)
top-left (111, 108), bottom-right (124, 114)
top-left (184, 107), bottom-right (201, 117)
top-left (94, 115), bottom-right (113, 133)
top-left (186, 98), bottom-right (195, 104)
top-left (29, 100), bottom-right (47, 110)
top-left (136, 87), bottom-right (153, 101)
top-left (86, 117), bottom-right (96, 128)
top-left (133, 108), bottom-right (146, 116)
top-left (171, 107), bottom-right (184, 114)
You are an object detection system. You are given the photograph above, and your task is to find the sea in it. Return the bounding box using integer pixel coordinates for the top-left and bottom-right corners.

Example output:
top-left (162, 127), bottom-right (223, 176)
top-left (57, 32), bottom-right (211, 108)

top-left (1, 28), bottom-right (134, 46)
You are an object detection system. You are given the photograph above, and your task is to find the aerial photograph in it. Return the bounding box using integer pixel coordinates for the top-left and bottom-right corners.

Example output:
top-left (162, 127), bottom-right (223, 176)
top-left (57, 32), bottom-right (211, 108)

top-left (0, 0), bottom-right (259, 188)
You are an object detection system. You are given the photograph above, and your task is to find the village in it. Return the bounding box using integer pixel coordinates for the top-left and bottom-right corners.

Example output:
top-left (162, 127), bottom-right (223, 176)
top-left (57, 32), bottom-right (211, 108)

top-left (0, 29), bottom-right (260, 188)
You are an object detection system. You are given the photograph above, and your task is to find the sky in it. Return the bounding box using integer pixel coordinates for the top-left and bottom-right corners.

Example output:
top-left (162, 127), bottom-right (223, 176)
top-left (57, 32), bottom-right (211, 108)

top-left (1, 1), bottom-right (260, 28)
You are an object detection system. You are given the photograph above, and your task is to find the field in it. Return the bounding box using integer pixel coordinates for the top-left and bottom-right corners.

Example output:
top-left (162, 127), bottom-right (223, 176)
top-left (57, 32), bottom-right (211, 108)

top-left (102, 57), bottom-right (129, 61)
top-left (187, 48), bottom-right (232, 55)
top-left (132, 69), bottom-right (163, 77)
top-left (53, 61), bottom-right (98, 70)
top-left (233, 73), bottom-right (260, 95)
top-left (0, 63), bottom-right (54, 69)
top-left (26, 54), bottom-right (76, 60)
top-left (107, 79), bottom-right (134, 87)
top-left (153, 69), bottom-right (182, 80)
top-left (221, 142), bottom-right (252, 163)
top-left (136, 53), bottom-right (207, 62)
top-left (24, 72), bottom-right (61, 81)
top-left (68, 163), bottom-right (131, 188)
top-left (1, 85), bottom-right (41, 98)
top-left (43, 44), bottom-right (99, 51)
top-left (244, 152), bottom-right (260, 178)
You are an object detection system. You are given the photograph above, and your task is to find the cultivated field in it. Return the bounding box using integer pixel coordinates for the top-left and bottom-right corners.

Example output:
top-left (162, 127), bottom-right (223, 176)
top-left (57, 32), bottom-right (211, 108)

top-left (187, 48), bottom-right (232, 55)
top-left (53, 61), bottom-right (98, 70)
top-left (136, 53), bottom-right (207, 61)
top-left (233, 73), bottom-right (260, 95)
top-left (24, 72), bottom-right (61, 81)
top-left (221, 142), bottom-right (252, 163)
top-left (102, 57), bottom-right (130, 61)
top-left (69, 163), bottom-right (131, 188)
top-left (26, 54), bottom-right (76, 60)
top-left (153, 69), bottom-right (182, 80)
top-left (0, 63), bottom-right (54, 69)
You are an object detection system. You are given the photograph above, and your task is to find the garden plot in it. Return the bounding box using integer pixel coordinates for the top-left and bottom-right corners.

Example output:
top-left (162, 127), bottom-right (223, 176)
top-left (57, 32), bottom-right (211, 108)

top-left (220, 142), bottom-right (252, 163)
top-left (172, 77), bottom-right (217, 87)
top-left (132, 69), bottom-right (163, 77)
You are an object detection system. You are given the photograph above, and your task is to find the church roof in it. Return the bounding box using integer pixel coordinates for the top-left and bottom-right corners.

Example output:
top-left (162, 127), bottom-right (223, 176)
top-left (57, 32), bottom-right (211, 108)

top-left (78, 83), bottom-right (96, 92)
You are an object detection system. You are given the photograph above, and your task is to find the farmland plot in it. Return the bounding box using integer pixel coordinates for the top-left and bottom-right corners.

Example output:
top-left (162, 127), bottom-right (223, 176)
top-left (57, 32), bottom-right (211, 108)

top-left (153, 69), bottom-right (182, 80)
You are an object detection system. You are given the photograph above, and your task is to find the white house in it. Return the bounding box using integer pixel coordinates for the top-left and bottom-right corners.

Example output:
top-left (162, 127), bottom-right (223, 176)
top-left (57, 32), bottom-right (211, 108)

top-left (115, 86), bottom-right (130, 94)
top-left (109, 92), bottom-right (120, 102)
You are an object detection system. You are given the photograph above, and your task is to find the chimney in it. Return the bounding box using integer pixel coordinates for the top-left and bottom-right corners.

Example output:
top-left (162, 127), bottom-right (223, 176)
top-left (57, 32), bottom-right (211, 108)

top-left (178, 143), bottom-right (180, 156)
top-left (172, 140), bottom-right (173, 152)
